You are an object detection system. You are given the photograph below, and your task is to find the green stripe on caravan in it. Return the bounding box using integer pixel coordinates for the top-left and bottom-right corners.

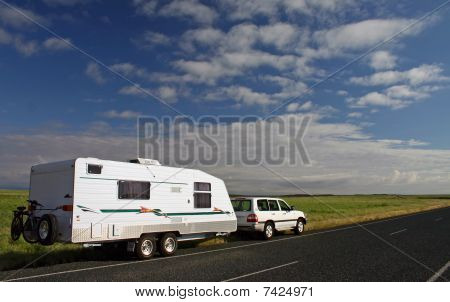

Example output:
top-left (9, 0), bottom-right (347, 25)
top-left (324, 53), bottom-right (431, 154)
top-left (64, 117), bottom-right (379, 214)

top-left (99, 209), bottom-right (227, 216)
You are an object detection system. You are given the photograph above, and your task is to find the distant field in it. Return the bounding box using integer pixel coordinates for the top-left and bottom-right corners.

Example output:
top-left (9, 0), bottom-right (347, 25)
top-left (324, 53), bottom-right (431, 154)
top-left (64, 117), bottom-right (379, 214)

top-left (1, 190), bottom-right (449, 271)
top-left (282, 195), bottom-right (450, 230)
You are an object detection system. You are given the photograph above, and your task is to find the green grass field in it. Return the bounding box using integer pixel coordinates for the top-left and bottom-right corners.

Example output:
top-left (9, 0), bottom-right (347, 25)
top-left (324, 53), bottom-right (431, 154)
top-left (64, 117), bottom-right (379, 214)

top-left (1, 189), bottom-right (449, 271)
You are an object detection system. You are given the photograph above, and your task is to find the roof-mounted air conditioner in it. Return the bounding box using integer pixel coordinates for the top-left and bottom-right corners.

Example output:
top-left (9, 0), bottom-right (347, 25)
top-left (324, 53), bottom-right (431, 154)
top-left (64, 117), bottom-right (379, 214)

top-left (129, 158), bottom-right (161, 166)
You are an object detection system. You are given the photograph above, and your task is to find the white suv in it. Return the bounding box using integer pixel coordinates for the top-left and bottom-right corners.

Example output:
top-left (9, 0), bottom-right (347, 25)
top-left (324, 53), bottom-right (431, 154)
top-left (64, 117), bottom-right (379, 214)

top-left (231, 197), bottom-right (307, 240)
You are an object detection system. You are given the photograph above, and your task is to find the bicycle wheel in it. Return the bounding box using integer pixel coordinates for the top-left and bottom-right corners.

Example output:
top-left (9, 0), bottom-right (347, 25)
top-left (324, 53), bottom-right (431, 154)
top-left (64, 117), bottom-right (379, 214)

top-left (23, 217), bottom-right (38, 244)
top-left (10, 215), bottom-right (23, 241)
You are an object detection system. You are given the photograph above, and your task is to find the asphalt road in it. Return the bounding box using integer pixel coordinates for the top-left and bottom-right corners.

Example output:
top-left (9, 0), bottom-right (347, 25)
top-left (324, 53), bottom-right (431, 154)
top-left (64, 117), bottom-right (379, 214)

top-left (1, 207), bottom-right (449, 282)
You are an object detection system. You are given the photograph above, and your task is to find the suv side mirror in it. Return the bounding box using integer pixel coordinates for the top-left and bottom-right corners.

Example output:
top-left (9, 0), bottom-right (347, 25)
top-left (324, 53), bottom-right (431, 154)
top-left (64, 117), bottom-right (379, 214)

top-left (290, 205), bottom-right (295, 210)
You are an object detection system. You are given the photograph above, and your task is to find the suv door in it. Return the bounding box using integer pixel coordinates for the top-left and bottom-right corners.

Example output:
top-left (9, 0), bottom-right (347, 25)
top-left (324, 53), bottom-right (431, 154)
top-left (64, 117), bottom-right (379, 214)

top-left (256, 199), bottom-right (271, 225)
top-left (278, 199), bottom-right (296, 229)
top-left (268, 199), bottom-right (282, 229)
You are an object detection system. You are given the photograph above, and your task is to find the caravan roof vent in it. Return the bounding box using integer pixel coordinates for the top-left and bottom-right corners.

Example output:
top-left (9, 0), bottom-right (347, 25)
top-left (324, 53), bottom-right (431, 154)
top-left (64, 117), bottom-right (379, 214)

top-left (129, 158), bottom-right (161, 166)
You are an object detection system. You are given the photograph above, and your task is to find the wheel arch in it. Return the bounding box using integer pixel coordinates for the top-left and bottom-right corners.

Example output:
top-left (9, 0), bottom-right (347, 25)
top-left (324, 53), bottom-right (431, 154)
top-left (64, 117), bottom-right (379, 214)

top-left (264, 220), bottom-right (275, 226)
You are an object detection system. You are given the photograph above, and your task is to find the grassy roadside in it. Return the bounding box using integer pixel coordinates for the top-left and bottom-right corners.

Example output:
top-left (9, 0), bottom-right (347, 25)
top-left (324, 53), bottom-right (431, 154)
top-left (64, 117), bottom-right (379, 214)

top-left (1, 190), bottom-right (449, 271)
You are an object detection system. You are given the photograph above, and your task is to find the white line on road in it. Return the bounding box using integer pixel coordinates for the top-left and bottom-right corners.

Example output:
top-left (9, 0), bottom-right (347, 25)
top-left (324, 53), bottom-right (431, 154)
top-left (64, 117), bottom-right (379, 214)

top-left (427, 261), bottom-right (450, 282)
top-left (389, 228), bottom-right (407, 236)
top-left (434, 217), bottom-right (443, 222)
top-left (222, 261), bottom-right (299, 282)
top-left (3, 207), bottom-right (448, 282)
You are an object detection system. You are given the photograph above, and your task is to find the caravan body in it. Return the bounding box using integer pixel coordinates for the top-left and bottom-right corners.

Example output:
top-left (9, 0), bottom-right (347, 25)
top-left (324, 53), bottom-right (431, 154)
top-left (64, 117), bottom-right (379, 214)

top-left (29, 158), bottom-right (236, 245)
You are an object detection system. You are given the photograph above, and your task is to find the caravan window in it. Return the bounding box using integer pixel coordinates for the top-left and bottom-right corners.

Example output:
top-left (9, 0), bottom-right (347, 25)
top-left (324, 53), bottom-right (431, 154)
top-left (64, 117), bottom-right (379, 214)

top-left (118, 181), bottom-right (150, 200)
top-left (194, 182), bottom-right (211, 191)
top-left (194, 193), bottom-right (211, 208)
top-left (194, 182), bottom-right (211, 208)
top-left (88, 164), bottom-right (102, 174)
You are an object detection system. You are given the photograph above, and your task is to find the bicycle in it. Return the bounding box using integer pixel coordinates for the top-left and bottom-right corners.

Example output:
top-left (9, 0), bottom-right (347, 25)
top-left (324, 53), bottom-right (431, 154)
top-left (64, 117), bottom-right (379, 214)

top-left (11, 200), bottom-right (42, 243)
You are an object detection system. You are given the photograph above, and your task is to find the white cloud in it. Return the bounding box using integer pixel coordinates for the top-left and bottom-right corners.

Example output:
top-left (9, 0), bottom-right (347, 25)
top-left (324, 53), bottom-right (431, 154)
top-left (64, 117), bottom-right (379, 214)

top-left (161, 0), bottom-right (218, 24)
top-left (173, 59), bottom-right (240, 85)
top-left (286, 103), bottom-right (300, 112)
top-left (385, 85), bottom-right (428, 100)
top-left (258, 23), bottom-right (309, 50)
top-left (133, 0), bottom-right (158, 16)
top-left (3, 115), bottom-right (450, 194)
top-left (337, 90), bottom-right (348, 96)
top-left (314, 19), bottom-right (420, 52)
top-left (369, 50), bottom-right (397, 70)
top-left (286, 101), bottom-right (313, 112)
top-left (0, 5), bottom-right (48, 29)
top-left (0, 27), bottom-right (39, 56)
top-left (219, 0), bottom-right (357, 21)
top-left (350, 92), bottom-right (409, 110)
top-left (347, 112), bottom-right (363, 118)
top-left (85, 62), bottom-right (106, 84)
top-left (179, 27), bottom-right (224, 52)
top-left (261, 75), bottom-right (308, 100)
top-left (350, 64), bottom-right (449, 86)
top-left (219, 0), bottom-right (279, 21)
top-left (101, 110), bottom-right (142, 119)
top-left (221, 86), bottom-right (275, 106)
top-left (0, 28), bottom-right (11, 44)
top-left (43, 37), bottom-right (72, 51)
top-left (173, 50), bottom-right (312, 86)
top-left (133, 31), bottom-right (170, 49)
top-left (407, 139), bottom-right (429, 146)
top-left (348, 82), bottom-right (443, 110)
top-left (382, 170), bottom-right (418, 184)
top-left (173, 21), bottom-right (316, 86)
top-left (118, 85), bottom-right (147, 97)
top-left (12, 36), bottom-right (39, 56)
top-left (157, 86), bottom-right (177, 102)
top-left (180, 22), bottom-right (308, 54)
top-left (110, 62), bottom-right (151, 80)
top-left (135, 0), bottom-right (218, 24)
top-left (118, 84), bottom-right (180, 103)
top-left (299, 101), bottom-right (313, 111)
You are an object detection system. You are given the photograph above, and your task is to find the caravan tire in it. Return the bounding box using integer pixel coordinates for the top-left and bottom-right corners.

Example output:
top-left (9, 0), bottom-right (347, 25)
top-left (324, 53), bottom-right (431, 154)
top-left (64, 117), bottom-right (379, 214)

top-left (37, 214), bottom-right (57, 246)
top-left (136, 235), bottom-right (156, 260)
top-left (159, 233), bottom-right (177, 257)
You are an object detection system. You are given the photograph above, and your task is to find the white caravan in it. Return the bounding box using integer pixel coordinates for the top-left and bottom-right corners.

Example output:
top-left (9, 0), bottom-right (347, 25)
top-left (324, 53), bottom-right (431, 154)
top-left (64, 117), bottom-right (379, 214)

top-left (21, 158), bottom-right (236, 259)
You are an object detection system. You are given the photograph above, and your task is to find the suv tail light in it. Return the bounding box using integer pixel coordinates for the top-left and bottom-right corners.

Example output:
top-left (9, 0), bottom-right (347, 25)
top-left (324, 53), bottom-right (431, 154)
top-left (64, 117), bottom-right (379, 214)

top-left (247, 214), bottom-right (258, 222)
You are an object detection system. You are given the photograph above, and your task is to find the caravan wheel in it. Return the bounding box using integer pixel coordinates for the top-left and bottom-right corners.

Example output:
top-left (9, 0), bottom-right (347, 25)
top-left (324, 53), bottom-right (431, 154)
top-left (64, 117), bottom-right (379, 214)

top-left (37, 214), bottom-right (57, 246)
top-left (159, 233), bottom-right (177, 257)
top-left (136, 235), bottom-right (156, 260)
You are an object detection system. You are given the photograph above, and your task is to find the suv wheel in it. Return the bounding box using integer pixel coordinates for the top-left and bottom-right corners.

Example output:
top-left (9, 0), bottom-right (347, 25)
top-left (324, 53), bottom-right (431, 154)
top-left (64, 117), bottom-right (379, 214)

top-left (263, 222), bottom-right (274, 240)
top-left (294, 218), bottom-right (305, 235)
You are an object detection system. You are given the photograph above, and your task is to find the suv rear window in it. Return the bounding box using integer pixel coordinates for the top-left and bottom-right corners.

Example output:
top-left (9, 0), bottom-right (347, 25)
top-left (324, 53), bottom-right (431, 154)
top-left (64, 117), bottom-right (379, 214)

top-left (257, 199), bottom-right (269, 211)
top-left (231, 199), bottom-right (251, 211)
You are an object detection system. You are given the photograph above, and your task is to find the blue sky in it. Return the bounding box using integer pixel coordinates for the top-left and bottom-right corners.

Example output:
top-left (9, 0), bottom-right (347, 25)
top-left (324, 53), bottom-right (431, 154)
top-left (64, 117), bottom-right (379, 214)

top-left (1, 0), bottom-right (450, 194)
